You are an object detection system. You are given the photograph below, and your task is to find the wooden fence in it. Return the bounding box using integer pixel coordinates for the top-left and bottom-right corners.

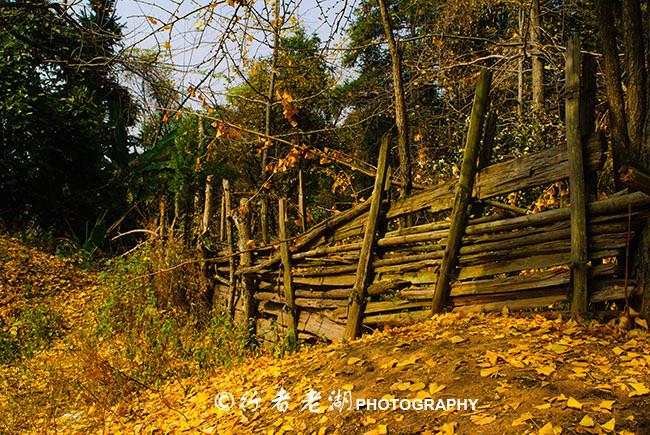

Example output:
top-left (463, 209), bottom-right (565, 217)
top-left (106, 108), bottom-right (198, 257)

top-left (208, 37), bottom-right (650, 343)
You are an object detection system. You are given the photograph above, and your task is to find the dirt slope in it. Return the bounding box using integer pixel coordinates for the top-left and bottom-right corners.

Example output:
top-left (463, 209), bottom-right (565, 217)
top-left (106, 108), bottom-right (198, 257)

top-left (1, 235), bottom-right (650, 434)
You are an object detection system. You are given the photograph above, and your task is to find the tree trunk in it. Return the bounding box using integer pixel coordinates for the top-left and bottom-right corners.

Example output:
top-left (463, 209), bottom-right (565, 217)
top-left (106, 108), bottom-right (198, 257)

top-left (530, 0), bottom-right (544, 111)
top-left (260, 0), bottom-right (282, 245)
top-left (377, 0), bottom-right (412, 205)
top-left (595, 0), bottom-right (630, 176)
top-left (518, 7), bottom-right (525, 119)
top-left (622, 0), bottom-right (647, 153)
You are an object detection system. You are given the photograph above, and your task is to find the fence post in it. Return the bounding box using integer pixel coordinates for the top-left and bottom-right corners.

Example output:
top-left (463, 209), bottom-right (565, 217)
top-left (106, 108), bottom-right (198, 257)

top-left (278, 198), bottom-right (298, 347)
top-left (566, 35), bottom-right (589, 318)
top-left (200, 174), bottom-right (214, 304)
top-left (432, 68), bottom-right (492, 314)
top-left (344, 135), bottom-right (390, 340)
top-left (222, 180), bottom-right (237, 318)
top-left (234, 197), bottom-right (256, 333)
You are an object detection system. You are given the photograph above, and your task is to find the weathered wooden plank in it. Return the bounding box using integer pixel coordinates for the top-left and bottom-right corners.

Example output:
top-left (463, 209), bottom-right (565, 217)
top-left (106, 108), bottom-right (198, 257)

top-left (385, 132), bottom-right (605, 221)
top-left (458, 249), bottom-right (621, 280)
top-left (362, 309), bottom-right (431, 325)
top-left (260, 302), bottom-right (345, 341)
top-left (452, 294), bottom-right (567, 313)
top-left (292, 280), bottom-right (409, 300)
top-left (336, 300), bottom-right (430, 319)
top-left (278, 198), bottom-right (297, 344)
top-left (398, 262), bottom-right (618, 301)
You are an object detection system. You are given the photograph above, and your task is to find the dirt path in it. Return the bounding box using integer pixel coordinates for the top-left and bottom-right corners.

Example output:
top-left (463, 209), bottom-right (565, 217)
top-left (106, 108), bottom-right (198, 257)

top-left (91, 312), bottom-right (649, 434)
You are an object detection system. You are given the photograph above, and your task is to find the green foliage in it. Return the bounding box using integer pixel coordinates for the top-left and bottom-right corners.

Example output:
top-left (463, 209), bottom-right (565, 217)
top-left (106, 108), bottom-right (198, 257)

top-left (94, 241), bottom-right (251, 384)
top-left (0, 306), bottom-right (64, 364)
top-left (0, 1), bottom-right (137, 239)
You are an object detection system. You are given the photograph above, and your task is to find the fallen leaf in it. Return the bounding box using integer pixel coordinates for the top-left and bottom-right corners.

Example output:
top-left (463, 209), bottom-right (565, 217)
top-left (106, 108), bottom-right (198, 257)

top-left (628, 383), bottom-right (650, 397)
top-left (567, 397), bottom-right (583, 410)
top-left (598, 400), bottom-right (615, 411)
top-left (450, 336), bottom-right (466, 344)
top-left (578, 415), bottom-right (594, 427)
top-left (470, 414), bottom-right (496, 425)
top-left (602, 418), bottom-right (615, 432)
top-left (347, 357), bottom-right (362, 365)
top-left (536, 365), bottom-right (556, 376)
top-left (429, 383), bottom-right (446, 395)
top-left (512, 412), bottom-right (534, 426)
top-left (480, 367), bottom-right (500, 378)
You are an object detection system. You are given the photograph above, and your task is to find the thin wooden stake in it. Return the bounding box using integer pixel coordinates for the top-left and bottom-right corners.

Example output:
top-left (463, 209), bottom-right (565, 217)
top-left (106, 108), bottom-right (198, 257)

top-left (566, 35), bottom-right (589, 318)
top-left (223, 180), bottom-right (237, 319)
top-left (220, 191), bottom-right (226, 242)
top-left (279, 198), bottom-right (297, 347)
top-left (432, 68), bottom-right (492, 314)
top-left (298, 169), bottom-right (307, 233)
top-left (344, 135), bottom-right (391, 340)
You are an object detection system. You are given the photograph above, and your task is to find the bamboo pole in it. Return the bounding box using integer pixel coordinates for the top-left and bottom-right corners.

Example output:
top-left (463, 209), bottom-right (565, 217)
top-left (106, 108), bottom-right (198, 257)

top-left (432, 68), bottom-right (492, 314)
top-left (278, 198), bottom-right (297, 347)
top-left (344, 135), bottom-right (391, 340)
top-left (566, 35), bottom-right (589, 318)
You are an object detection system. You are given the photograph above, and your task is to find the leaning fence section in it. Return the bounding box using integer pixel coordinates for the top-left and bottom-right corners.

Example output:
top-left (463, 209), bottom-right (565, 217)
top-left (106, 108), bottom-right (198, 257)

top-left (207, 39), bottom-right (650, 344)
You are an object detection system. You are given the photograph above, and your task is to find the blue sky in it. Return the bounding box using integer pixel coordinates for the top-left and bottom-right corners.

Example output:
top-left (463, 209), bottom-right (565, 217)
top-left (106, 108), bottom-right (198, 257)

top-left (114, 0), bottom-right (359, 106)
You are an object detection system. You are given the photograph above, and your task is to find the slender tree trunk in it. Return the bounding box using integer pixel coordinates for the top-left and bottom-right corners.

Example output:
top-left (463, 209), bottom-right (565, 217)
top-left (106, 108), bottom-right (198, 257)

top-left (518, 7), bottom-right (525, 120)
top-left (530, 0), bottom-right (544, 111)
top-left (377, 0), bottom-right (412, 204)
top-left (639, 0), bottom-right (650, 324)
top-left (595, 0), bottom-right (629, 177)
top-left (260, 0), bottom-right (282, 245)
top-left (622, 0), bottom-right (647, 153)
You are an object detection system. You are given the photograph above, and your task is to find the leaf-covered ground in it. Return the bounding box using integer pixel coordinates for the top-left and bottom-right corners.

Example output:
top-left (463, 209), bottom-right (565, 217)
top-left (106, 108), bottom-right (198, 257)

top-left (2, 235), bottom-right (650, 434)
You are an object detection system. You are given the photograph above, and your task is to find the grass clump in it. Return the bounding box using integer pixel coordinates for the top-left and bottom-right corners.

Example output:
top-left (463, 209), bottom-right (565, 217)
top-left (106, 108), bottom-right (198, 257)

top-left (94, 238), bottom-right (252, 386)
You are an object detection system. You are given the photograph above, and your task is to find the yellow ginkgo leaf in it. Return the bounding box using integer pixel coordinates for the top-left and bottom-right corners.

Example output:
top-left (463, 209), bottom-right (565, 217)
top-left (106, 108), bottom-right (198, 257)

top-left (511, 412), bottom-right (533, 426)
top-left (628, 383), bottom-right (650, 397)
top-left (602, 417), bottom-right (615, 432)
top-left (147, 16), bottom-right (158, 25)
top-left (429, 383), bottom-right (446, 395)
top-left (470, 414), bottom-right (496, 426)
top-left (567, 397), bottom-right (583, 410)
top-left (450, 336), bottom-right (466, 344)
top-left (579, 415), bottom-right (595, 427)
top-left (347, 357), bottom-right (361, 365)
top-left (480, 367), bottom-right (500, 378)
top-left (536, 365), bottom-right (555, 376)
top-left (342, 383), bottom-right (354, 391)
top-left (598, 400), bottom-right (615, 411)
top-left (408, 382), bottom-right (426, 392)
top-left (538, 422), bottom-right (561, 435)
